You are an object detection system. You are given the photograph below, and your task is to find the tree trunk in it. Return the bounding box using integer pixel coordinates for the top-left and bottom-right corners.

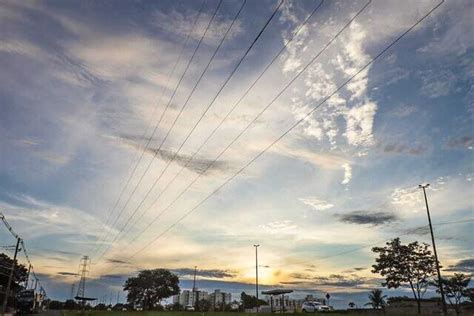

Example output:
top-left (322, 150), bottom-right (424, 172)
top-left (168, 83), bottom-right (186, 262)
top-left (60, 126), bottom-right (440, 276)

top-left (416, 299), bottom-right (421, 315)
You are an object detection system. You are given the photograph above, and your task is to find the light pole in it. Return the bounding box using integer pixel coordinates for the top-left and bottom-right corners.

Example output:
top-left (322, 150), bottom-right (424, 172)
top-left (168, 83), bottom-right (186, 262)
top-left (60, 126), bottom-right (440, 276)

top-left (254, 245), bottom-right (260, 312)
top-left (419, 184), bottom-right (447, 315)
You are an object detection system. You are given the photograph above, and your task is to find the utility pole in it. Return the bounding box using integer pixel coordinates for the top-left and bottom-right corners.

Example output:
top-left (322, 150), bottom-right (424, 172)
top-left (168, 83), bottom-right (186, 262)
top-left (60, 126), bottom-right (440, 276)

top-left (192, 266), bottom-right (197, 308)
top-left (2, 237), bottom-right (21, 316)
top-left (419, 184), bottom-right (447, 316)
top-left (25, 264), bottom-right (31, 289)
top-left (192, 266), bottom-right (197, 291)
top-left (254, 244), bottom-right (260, 312)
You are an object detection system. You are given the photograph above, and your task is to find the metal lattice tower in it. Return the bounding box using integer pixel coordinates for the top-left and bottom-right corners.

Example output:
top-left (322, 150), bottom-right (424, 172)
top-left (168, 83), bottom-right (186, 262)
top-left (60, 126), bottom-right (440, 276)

top-left (76, 256), bottom-right (90, 305)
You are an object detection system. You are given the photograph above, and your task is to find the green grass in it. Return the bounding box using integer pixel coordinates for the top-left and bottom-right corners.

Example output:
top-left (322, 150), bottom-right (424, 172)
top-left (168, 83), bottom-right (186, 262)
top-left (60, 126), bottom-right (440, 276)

top-left (62, 312), bottom-right (359, 316)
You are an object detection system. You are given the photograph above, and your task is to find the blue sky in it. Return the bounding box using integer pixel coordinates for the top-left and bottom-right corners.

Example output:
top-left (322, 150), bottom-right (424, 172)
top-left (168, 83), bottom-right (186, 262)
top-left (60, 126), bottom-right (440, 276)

top-left (0, 0), bottom-right (473, 308)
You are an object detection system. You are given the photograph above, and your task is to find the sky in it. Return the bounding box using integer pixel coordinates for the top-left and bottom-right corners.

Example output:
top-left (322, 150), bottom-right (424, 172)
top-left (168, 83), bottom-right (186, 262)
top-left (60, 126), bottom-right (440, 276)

top-left (0, 0), bottom-right (473, 309)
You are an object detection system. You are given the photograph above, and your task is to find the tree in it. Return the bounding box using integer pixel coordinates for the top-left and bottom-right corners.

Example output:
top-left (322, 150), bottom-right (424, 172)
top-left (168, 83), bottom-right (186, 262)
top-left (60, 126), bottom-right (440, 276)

top-left (64, 299), bottom-right (78, 310)
top-left (240, 292), bottom-right (267, 309)
top-left (325, 293), bottom-right (330, 306)
top-left (372, 238), bottom-right (437, 314)
top-left (48, 300), bottom-right (64, 310)
top-left (123, 269), bottom-right (179, 310)
top-left (464, 288), bottom-right (474, 302)
top-left (0, 253), bottom-right (28, 298)
top-left (435, 273), bottom-right (471, 315)
top-left (94, 303), bottom-right (106, 310)
top-left (365, 289), bottom-right (387, 310)
top-left (348, 302), bottom-right (356, 309)
top-left (197, 299), bottom-right (211, 312)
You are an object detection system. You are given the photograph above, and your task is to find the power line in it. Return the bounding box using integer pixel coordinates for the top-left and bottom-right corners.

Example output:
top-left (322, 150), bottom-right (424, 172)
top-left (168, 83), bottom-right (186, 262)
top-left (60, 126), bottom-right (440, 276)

top-left (127, 0), bottom-right (444, 258)
top-left (91, 0), bottom-right (206, 256)
top-left (118, 0), bottom-right (325, 251)
top-left (92, 0), bottom-right (222, 257)
top-left (122, 0), bottom-right (372, 252)
top-left (99, 0), bottom-right (287, 259)
top-left (94, 0), bottom-right (252, 262)
top-left (0, 212), bottom-right (47, 299)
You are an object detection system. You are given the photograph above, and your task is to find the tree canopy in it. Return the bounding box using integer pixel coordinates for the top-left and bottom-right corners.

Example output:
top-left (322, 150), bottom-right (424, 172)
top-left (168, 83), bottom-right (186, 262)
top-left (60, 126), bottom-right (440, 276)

top-left (123, 269), bottom-right (179, 310)
top-left (372, 238), bottom-right (437, 314)
top-left (0, 253), bottom-right (28, 289)
top-left (240, 292), bottom-right (267, 309)
top-left (435, 273), bottom-right (471, 315)
top-left (365, 289), bottom-right (387, 309)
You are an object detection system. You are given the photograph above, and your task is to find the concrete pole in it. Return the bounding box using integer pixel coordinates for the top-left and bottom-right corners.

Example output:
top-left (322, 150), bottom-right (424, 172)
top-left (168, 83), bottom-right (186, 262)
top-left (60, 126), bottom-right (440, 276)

top-left (419, 184), bottom-right (447, 315)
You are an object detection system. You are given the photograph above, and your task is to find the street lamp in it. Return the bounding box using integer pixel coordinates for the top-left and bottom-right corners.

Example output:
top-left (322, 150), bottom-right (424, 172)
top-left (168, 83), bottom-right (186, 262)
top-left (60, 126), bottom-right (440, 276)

top-left (254, 245), bottom-right (260, 312)
top-left (419, 184), bottom-right (447, 315)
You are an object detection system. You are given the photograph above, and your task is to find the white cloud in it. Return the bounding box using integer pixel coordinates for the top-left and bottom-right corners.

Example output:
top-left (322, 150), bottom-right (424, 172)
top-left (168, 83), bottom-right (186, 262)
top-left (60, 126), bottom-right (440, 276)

top-left (417, 0), bottom-right (474, 57)
top-left (344, 101), bottom-right (377, 147)
top-left (259, 220), bottom-right (297, 234)
top-left (391, 105), bottom-right (417, 118)
top-left (0, 40), bottom-right (44, 59)
top-left (275, 142), bottom-right (350, 171)
top-left (391, 186), bottom-right (424, 213)
top-left (419, 68), bottom-right (456, 98)
top-left (334, 22), bottom-right (370, 100)
top-left (299, 197), bottom-right (334, 211)
top-left (341, 163), bottom-right (352, 185)
top-left (0, 194), bottom-right (107, 242)
top-left (152, 8), bottom-right (243, 44)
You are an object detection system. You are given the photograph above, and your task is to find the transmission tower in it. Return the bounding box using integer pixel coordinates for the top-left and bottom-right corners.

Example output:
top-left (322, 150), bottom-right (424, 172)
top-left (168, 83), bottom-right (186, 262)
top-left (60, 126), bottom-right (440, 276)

top-left (75, 256), bottom-right (95, 307)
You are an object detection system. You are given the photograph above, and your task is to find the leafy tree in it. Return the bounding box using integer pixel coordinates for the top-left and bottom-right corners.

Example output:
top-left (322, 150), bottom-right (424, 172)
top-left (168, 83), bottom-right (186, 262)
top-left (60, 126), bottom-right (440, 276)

top-left (372, 238), bottom-right (437, 314)
top-left (197, 299), bottom-right (211, 312)
top-left (464, 288), bottom-right (474, 302)
top-left (94, 303), bottom-right (106, 310)
top-left (240, 292), bottom-right (267, 309)
top-left (48, 300), bottom-right (64, 310)
top-left (64, 299), bottom-right (78, 310)
top-left (348, 302), bottom-right (356, 309)
top-left (435, 273), bottom-right (471, 315)
top-left (1, 263), bottom-right (26, 311)
top-left (0, 253), bottom-right (28, 300)
top-left (364, 289), bottom-right (387, 309)
top-left (123, 269), bottom-right (179, 310)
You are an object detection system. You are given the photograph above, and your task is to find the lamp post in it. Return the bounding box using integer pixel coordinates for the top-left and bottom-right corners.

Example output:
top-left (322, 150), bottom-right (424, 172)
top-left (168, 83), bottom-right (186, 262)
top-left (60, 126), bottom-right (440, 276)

top-left (419, 184), bottom-right (447, 315)
top-left (254, 245), bottom-right (260, 312)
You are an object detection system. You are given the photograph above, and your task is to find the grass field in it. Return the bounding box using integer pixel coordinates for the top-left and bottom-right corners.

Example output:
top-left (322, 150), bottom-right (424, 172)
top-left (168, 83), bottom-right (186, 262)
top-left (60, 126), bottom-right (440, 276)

top-left (59, 311), bottom-right (398, 316)
top-left (61, 310), bottom-right (473, 316)
top-left (62, 312), bottom-right (361, 316)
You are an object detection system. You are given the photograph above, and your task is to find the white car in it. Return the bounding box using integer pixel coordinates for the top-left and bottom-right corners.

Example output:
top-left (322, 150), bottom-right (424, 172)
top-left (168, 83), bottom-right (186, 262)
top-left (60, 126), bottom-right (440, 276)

top-left (301, 302), bottom-right (330, 312)
top-left (185, 305), bottom-right (195, 311)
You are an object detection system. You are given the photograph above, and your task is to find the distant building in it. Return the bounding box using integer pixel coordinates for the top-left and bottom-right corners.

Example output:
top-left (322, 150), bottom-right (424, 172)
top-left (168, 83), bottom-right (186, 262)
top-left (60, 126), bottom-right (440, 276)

top-left (209, 289), bottom-right (232, 309)
top-left (172, 289), bottom-right (210, 307)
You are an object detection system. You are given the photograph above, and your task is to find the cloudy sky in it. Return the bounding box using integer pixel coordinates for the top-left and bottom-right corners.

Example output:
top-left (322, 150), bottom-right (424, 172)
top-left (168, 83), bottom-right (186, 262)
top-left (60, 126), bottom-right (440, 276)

top-left (0, 0), bottom-right (473, 308)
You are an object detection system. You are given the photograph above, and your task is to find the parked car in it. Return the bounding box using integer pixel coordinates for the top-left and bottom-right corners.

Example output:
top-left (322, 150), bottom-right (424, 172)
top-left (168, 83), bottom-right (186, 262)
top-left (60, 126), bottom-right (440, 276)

top-left (301, 301), bottom-right (330, 312)
top-left (185, 305), bottom-right (195, 311)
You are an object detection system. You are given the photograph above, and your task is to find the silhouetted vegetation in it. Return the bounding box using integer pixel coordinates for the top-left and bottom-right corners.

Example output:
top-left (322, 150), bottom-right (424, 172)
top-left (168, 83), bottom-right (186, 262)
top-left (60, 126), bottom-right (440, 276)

top-left (372, 238), bottom-right (437, 314)
top-left (240, 292), bottom-right (267, 309)
top-left (365, 289), bottom-right (386, 310)
top-left (124, 269), bottom-right (179, 310)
